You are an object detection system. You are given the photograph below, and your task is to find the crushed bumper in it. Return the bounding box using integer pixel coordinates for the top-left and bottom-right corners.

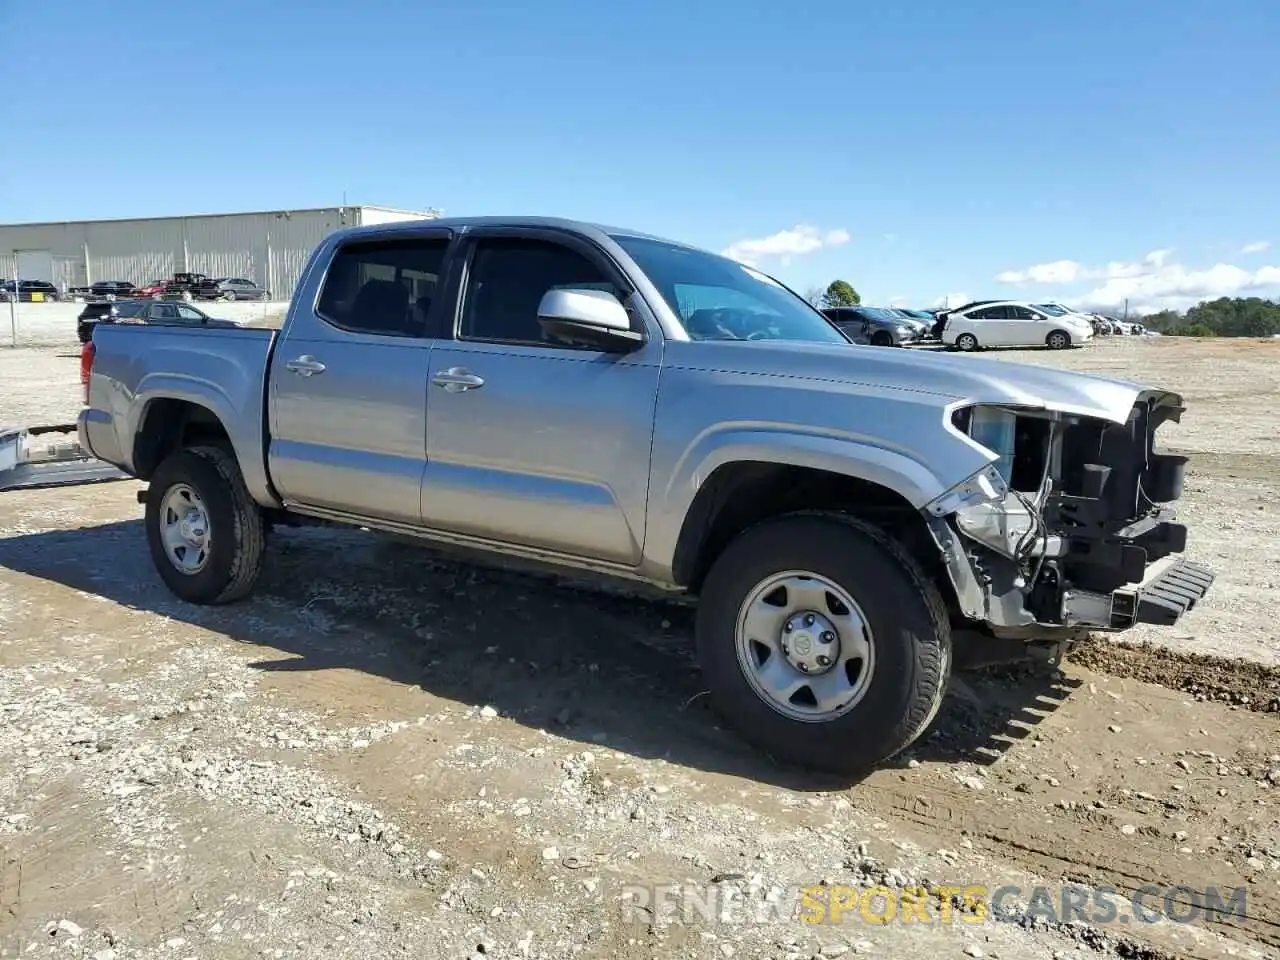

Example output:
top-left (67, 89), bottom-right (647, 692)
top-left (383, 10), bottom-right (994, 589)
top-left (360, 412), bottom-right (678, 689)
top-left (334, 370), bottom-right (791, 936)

top-left (1062, 555), bottom-right (1215, 630)
top-left (1111, 557), bottom-right (1215, 627)
top-left (0, 424), bottom-right (129, 492)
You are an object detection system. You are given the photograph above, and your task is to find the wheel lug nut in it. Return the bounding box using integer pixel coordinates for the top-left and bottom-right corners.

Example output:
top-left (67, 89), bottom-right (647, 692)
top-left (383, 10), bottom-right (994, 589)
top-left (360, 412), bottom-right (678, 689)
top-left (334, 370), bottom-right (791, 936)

top-left (820, 631), bottom-right (834, 644)
top-left (816, 655), bottom-right (831, 667)
top-left (798, 663), bottom-right (809, 673)
top-left (804, 614), bottom-right (815, 626)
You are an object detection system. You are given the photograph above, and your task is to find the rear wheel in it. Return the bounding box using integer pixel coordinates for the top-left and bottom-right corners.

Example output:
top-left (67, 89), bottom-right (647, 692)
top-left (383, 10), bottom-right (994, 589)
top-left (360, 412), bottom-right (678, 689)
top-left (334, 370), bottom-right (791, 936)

top-left (695, 512), bottom-right (951, 777)
top-left (145, 446), bottom-right (266, 604)
top-left (872, 330), bottom-right (896, 348)
top-left (955, 332), bottom-right (979, 352)
top-left (1046, 330), bottom-right (1071, 350)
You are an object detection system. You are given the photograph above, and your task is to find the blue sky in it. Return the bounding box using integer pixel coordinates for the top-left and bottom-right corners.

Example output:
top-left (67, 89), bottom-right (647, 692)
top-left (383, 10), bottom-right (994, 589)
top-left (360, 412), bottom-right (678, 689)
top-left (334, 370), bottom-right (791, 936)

top-left (2, 0), bottom-right (1278, 313)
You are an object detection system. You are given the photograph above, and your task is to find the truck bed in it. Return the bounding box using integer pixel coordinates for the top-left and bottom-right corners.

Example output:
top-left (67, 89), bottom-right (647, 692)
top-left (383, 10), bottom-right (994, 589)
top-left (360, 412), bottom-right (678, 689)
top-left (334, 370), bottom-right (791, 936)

top-left (80, 322), bottom-right (280, 505)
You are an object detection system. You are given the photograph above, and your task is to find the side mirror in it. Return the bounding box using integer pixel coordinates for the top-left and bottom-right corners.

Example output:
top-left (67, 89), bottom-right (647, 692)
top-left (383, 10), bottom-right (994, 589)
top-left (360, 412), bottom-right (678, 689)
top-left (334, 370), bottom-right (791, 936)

top-left (537, 288), bottom-right (643, 352)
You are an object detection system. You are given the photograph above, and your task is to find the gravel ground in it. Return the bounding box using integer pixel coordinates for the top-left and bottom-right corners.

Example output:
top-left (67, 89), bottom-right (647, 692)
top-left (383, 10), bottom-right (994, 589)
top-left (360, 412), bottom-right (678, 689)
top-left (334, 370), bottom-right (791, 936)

top-left (1, 334), bottom-right (1278, 960)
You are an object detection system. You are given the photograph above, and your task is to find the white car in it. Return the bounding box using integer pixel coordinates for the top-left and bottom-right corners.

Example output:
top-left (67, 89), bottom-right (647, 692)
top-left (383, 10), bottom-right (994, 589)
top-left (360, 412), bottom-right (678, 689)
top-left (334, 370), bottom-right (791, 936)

top-left (941, 300), bottom-right (1095, 352)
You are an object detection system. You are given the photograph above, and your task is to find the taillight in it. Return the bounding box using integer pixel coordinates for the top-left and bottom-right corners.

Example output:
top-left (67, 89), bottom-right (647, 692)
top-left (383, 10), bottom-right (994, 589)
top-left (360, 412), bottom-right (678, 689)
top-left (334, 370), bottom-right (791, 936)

top-left (81, 340), bottom-right (96, 404)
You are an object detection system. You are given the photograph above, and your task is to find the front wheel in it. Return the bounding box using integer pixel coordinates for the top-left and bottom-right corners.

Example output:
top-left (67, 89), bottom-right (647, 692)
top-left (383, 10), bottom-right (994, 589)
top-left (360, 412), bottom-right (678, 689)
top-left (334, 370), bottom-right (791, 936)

top-left (872, 330), bottom-right (896, 348)
top-left (695, 513), bottom-right (951, 777)
top-left (145, 446), bottom-right (266, 604)
top-left (1046, 330), bottom-right (1071, 350)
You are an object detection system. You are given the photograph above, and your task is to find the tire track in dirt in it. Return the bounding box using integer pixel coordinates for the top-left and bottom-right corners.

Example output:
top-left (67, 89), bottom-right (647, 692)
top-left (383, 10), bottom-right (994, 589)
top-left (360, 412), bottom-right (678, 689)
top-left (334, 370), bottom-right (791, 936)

top-left (850, 779), bottom-right (1278, 958)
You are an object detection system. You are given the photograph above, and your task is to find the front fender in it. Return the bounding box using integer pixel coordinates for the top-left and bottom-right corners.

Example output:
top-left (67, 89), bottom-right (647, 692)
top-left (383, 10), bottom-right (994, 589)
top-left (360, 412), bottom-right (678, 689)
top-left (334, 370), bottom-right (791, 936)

top-left (643, 423), bottom-right (987, 581)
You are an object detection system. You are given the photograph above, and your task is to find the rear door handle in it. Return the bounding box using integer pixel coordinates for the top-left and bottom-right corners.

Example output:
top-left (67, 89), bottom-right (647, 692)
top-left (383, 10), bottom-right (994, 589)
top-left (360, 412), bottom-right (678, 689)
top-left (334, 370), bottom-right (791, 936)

top-left (432, 367), bottom-right (485, 392)
top-left (285, 355), bottom-right (326, 377)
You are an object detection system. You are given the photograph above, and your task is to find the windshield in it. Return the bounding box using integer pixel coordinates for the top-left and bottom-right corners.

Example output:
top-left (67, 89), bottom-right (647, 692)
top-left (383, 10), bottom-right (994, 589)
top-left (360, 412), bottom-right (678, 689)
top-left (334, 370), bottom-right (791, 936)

top-left (1033, 303), bottom-right (1068, 316)
top-left (610, 235), bottom-right (848, 344)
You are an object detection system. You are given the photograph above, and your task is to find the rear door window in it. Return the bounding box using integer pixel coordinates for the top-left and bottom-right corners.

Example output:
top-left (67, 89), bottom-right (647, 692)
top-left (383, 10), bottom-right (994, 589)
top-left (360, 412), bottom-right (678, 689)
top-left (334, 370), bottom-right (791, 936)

top-left (316, 237), bottom-right (450, 337)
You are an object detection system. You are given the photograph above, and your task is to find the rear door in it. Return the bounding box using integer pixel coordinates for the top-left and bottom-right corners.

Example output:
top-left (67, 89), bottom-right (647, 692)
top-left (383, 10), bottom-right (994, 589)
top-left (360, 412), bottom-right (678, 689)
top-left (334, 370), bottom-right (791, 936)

top-left (420, 228), bottom-right (662, 565)
top-left (965, 305), bottom-right (1011, 345)
top-left (267, 227), bottom-right (455, 525)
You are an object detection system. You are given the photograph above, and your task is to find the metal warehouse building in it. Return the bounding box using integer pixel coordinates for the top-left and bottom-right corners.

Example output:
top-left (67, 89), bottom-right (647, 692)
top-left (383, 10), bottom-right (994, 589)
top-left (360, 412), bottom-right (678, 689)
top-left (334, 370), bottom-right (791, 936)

top-left (0, 205), bottom-right (440, 301)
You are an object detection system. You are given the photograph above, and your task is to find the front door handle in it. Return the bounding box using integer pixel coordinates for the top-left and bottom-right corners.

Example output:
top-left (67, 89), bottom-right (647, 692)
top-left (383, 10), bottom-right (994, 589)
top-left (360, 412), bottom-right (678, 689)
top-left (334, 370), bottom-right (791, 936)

top-left (432, 367), bottom-right (485, 392)
top-left (285, 355), bottom-right (326, 377)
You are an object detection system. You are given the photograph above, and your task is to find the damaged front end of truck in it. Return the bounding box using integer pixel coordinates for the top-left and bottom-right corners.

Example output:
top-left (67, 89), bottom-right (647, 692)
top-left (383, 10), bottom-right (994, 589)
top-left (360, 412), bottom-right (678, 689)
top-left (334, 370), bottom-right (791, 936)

top-left (922, 389), bottom-right (1214, 646)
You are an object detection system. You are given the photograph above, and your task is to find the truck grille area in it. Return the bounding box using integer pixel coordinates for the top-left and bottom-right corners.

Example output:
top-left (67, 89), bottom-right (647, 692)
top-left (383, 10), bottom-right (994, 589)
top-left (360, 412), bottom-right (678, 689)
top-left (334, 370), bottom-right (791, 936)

top-left (1043, 398), bottom-right (1192, 598)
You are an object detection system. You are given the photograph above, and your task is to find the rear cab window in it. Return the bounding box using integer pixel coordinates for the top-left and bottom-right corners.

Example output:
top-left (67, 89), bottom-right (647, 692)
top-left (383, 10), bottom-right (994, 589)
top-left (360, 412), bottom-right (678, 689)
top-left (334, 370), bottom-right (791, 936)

top-left (316, 237), bottom-right (449, 338)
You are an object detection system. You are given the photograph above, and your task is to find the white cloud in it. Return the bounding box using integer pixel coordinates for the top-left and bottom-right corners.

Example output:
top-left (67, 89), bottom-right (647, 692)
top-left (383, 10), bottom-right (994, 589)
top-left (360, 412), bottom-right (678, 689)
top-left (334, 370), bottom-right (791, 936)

top-left (1241, 240), bottom-right (1271, 255)
top-left (994, 247), bottom-right (1280, 313)
top-left (996, 259), bottom-right (1081, 285)
top-left (721, 224), bottom-right (850, 267)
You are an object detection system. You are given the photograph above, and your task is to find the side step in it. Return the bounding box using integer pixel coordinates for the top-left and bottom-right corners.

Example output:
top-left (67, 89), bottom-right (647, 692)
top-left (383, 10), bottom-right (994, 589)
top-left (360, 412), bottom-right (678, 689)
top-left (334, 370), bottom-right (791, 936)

top-left (0, 424), bottom-right (130, 492)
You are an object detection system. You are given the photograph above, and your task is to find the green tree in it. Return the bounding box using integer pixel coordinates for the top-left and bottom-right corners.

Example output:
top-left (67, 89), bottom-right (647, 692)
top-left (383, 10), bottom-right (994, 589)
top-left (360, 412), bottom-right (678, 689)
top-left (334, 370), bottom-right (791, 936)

top-left (1132, 297), bottom-right (1280, 337)
top-left (821, 280), bottom-right (861, 308)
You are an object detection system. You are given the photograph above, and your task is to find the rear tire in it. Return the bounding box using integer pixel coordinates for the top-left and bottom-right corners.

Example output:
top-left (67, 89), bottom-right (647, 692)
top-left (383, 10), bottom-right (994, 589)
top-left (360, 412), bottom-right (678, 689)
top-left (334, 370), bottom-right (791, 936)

top-left (695, 512), bottom-right (951, 777)
top-left (872, 330), bottom-right (896, 348)
top-left (1046, 330), bottom-right (1071, 350)
top-left (955, 333), bottom-right (979, 352)
top-left (145, 446), bottom-right (266, 604)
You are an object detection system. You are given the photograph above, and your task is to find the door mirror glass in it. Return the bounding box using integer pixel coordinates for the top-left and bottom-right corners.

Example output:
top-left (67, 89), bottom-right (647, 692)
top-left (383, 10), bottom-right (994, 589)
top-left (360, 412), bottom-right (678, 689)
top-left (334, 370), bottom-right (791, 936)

top-left (537, 288), bottom-right (643, 352)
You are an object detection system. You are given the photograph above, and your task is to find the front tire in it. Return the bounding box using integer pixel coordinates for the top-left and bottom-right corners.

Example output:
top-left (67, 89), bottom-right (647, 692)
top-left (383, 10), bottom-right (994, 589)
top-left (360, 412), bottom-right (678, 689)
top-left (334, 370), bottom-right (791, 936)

top-left (695, 513), bottom-right (951, 777)
top-left (1046, 330), bottom-right (1071, 350)
top-left (872, 330), bottom-right (896, 348)
top-left (145, 446), bottom-right (266, 604)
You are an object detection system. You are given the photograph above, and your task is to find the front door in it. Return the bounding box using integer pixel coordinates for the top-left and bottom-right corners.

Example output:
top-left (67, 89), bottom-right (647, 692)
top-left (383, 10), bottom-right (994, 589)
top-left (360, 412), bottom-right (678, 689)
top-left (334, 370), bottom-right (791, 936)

top-left (421, 232), bottom-right (662, 566)
top-left (267, 229), bottom-right (453, 526)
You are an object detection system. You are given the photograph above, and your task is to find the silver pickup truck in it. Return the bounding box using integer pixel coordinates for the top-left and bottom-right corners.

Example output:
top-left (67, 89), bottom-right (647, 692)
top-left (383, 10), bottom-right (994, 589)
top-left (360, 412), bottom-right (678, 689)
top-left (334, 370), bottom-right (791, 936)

top-left (79, 216), bottom-right (1213, 775)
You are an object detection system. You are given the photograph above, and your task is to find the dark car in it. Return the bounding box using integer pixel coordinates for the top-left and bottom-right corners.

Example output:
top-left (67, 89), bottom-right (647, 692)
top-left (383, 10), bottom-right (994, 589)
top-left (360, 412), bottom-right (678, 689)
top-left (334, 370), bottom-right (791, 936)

top-left (2, 279), bottom-right (61, 302)
top-left (77, 298), bottom-right (238, 343)
top-left (161, 272), bottom-right (212, 300)
top-left (90, 280), bottom-right (137, 300)
top-left (821, 306), bottom-right (928, 347)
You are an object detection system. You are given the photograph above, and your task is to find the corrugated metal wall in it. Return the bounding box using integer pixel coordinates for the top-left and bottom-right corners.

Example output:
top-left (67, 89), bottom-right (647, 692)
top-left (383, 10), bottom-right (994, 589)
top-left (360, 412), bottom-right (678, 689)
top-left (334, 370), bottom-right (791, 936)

top-left (0, 206), bottom-right (436, 300)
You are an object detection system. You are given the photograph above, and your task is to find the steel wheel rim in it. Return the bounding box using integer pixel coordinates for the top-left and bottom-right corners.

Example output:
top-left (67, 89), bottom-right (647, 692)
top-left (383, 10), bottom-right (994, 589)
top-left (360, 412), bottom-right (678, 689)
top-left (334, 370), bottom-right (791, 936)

top-left (159, 483), bottom-right (211, 574)
top-left (735, 570), bottom-right (876, 723)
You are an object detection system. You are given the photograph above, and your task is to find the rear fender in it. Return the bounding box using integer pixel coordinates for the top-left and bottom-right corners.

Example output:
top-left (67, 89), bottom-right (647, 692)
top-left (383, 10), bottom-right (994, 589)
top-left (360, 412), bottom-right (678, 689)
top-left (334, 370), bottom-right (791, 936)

top-left (130, 374), bottom-right (278, 507)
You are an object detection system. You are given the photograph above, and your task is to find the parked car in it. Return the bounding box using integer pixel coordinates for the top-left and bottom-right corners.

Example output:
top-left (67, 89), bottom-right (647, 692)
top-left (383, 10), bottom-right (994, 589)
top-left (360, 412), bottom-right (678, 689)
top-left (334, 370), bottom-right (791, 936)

top-left (197, 277), bottom-right (271, 301)
top-left (76, 297), bottom-right (236, 343)
top-left (2, 279), bottom-right (61, 302)
top-left (135, 280), bottom-right (168, 298)
top-left (162, 272), bottom-right (211, 300)
top-left (78, 216), bottom-right (1213, 778)
top-left (941, 300), bottom-right (1095, 351)
top-left (821, 306), bottom-right (928, 346)
top-left (90, 280), bottom-right (137, 300)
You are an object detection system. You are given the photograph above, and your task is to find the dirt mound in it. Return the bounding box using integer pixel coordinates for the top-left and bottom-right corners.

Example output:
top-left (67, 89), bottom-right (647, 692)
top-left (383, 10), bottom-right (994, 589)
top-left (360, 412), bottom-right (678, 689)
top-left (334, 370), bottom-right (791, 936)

top-left (1069, 638), bottom-right (1280, 712)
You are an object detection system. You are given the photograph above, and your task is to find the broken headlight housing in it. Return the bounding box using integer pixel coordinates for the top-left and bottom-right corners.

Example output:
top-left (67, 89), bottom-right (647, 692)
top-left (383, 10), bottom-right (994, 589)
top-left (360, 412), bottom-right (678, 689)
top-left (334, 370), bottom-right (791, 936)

top-left (930, 404), bottom-right (1059, 560)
